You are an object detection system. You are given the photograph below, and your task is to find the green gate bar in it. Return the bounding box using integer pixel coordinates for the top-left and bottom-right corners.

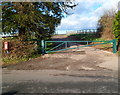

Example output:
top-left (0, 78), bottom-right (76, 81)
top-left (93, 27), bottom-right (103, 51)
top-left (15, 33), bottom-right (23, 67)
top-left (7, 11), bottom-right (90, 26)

top-left (45, 40), bottom-right (113, 43)
top-left (44, 39), bottom-right (117, 54)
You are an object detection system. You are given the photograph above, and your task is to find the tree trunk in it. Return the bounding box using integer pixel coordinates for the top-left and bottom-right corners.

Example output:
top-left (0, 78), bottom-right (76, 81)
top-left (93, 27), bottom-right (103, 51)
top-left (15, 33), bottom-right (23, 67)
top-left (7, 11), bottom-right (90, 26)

top-left (18, 28), bottom-right (27, 41)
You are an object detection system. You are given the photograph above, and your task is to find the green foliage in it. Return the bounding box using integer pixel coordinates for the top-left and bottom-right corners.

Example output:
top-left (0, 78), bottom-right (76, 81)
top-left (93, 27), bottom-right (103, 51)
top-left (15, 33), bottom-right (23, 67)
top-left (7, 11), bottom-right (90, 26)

top-left (2, 2), bottom-right (77, 41)
top-left (2, 57), bottom-right (29, 64)
top-left (2, 2), bottom-right (77, 64)
top-left (94, 38), bottom-right (106, 41)
top-left (118, 51), bottom-right (120, 56)
top-left (70, 34), bottom-right (99, 41)
top-left (97, 9), bottom-right (115, 39)
top-left (113, 11), bottom-right (120, 40)
top-left (3, 53), bottom-right (41, 64)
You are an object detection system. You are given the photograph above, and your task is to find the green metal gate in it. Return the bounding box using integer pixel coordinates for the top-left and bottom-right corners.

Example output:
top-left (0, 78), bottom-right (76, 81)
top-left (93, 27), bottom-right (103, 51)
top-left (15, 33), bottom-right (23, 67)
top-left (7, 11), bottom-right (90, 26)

top-left (41, 39), bottom-right (117, 54)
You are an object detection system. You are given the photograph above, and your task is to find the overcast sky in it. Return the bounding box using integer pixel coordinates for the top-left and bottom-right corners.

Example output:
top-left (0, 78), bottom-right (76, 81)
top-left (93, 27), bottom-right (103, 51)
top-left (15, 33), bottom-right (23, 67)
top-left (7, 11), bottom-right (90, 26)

top-left (56, 0), bottom-right (119, 34)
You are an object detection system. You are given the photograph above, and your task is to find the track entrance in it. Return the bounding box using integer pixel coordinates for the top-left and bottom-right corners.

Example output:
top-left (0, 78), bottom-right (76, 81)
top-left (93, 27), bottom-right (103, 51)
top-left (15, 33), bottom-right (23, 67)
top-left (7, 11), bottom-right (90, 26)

top-left (41, 39), bottom-right (117, 54)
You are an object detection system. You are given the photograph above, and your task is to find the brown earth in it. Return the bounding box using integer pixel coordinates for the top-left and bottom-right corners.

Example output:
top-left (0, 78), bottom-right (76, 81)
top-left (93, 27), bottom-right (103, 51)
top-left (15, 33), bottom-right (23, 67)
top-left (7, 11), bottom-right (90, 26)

top-left (90, 42), bottom-right (112, 52)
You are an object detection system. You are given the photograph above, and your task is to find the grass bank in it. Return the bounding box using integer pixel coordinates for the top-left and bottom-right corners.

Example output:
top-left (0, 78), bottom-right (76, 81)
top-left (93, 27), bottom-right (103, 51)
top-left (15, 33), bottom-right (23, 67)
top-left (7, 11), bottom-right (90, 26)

top-left (68, 34), bottom-right (101, 41)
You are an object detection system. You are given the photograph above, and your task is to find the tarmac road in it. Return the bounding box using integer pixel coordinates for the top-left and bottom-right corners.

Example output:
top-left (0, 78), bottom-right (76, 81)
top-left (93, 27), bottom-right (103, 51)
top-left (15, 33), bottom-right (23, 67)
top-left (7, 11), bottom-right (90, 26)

top-left (2, 70), bottom-right (118, 94)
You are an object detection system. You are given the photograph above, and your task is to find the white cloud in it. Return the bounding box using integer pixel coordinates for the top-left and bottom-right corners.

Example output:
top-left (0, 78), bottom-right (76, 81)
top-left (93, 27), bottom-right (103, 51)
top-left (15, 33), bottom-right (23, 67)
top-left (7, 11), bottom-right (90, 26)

top-left (57, 0), bottom-right (120, 32)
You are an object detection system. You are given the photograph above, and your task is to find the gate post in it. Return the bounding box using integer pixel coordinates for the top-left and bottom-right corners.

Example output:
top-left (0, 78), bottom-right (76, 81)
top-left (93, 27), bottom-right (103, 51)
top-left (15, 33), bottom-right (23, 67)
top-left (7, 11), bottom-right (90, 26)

top-left (65, 42), bottom-right (67, 48)
top-left (113, 39), bottom-right (117, 53)
top-left (87, 41), bottom-right (88, 45)
top-left (41, 40), bottom-right (45, 55)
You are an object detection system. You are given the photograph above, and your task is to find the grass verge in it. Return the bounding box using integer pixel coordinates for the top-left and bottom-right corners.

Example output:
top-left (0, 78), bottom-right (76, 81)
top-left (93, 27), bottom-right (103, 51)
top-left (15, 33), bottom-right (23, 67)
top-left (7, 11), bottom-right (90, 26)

top-left (118, 51), bottom-right (120, 56)
top-left (2, 53), bottom-right (41, 64)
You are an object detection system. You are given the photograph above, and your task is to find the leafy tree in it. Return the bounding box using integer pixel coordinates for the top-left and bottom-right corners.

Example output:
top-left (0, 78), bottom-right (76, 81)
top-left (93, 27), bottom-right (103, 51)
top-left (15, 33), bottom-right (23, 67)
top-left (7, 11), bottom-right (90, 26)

top-left (2, 2), bottom-right (77, 41)
top-left (97, 9), bottom-right (115, 40)
top-left (113, 11), bottom-right (120, 50)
